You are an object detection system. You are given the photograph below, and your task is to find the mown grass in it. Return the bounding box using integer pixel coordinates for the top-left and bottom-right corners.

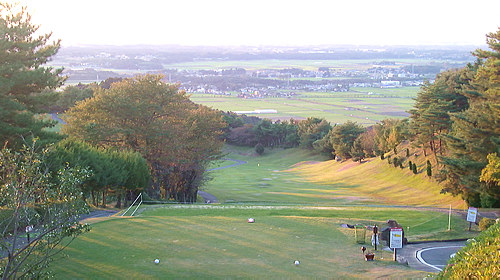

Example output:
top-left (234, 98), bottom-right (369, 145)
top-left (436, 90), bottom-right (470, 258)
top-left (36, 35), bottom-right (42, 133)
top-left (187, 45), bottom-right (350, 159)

top-left (50, 205), bottom-right (474, 279)
top-left (48, 146), bottom-right (479, 279)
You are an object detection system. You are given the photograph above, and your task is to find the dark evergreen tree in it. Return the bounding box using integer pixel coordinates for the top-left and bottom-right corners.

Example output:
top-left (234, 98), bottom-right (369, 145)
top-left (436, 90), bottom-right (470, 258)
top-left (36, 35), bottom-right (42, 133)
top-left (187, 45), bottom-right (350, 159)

top-left (329, 121), bottom-right (364, 159)
top-left (0, 3), bottom-right (65, 147)
top-left (440, 28), bottom-right (500, 207)
top-left (350, 137), bottom-right (365, 163)
top-left (255, 143), bottom-right (264, 155)
top-left (409, 68), bottom-right (472, 162)
top-left (426, 160), bottom-right (432, 177)
top-left (412, 163), bottom-right (418, 174)
top-left (297, 117), bottom-right (332, 149)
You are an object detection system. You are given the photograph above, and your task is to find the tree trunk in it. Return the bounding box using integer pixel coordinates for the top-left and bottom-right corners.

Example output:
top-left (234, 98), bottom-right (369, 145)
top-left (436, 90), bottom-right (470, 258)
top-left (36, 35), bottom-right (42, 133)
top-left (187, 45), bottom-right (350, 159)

top-left (115, 191), bottom-right (122, 208)
top-left (91, 191), bottom-right (97, 207)
top-left (101, 190), bottom-right (107, 208)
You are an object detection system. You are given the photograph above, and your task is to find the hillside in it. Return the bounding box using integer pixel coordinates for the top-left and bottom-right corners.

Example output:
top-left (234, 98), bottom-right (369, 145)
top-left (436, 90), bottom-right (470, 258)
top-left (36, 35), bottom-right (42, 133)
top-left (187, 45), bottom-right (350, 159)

top-left (287, 149), bottom-right (465, 208)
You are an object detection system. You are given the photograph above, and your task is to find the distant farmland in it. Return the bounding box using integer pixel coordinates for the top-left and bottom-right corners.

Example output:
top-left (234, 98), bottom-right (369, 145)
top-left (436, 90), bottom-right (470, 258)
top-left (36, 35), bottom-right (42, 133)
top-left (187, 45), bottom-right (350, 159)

top-left (189, 86), bottom-right (419, 125)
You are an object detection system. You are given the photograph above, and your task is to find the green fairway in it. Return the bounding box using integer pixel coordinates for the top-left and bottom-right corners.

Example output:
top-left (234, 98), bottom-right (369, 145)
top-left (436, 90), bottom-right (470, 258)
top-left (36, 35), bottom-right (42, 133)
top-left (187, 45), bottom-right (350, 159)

top-left (48, 146), bottom-right (478, 279)
top-left (50, 206), bottom-right (474, 279)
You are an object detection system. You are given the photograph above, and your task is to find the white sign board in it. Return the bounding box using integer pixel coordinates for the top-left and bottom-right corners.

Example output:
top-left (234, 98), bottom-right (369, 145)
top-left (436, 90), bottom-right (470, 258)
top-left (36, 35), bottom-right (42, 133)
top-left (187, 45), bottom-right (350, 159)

top-left (390, 227), bottom-right (403, 249)
top-left (466, 207), bottom-right (478, 223)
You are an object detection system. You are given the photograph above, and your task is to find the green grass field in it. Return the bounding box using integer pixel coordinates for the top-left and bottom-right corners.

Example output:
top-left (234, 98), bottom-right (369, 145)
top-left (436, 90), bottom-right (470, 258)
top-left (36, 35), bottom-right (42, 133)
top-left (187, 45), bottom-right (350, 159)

top-left (51, 205), bottom-right (473, 279)
top-left (189, 87), bottom-right (418, 125)
top-left (49, 146), bottom-right (478, 279)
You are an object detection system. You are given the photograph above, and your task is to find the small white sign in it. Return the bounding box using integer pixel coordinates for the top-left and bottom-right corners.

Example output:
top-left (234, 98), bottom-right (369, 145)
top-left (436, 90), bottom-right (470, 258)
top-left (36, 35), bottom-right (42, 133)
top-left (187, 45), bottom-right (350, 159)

top-left (390, 227), bottom-right (403, 249)
top-left (25, 225), bottom-right (33, 233)
top-left (466, 207), bottom-right (478, 223)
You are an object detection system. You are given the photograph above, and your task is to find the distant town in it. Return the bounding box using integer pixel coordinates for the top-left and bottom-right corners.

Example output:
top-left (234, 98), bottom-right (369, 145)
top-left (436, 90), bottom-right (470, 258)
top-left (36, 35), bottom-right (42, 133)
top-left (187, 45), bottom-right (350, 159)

top-left (52, 45), bottom-right (476, 97)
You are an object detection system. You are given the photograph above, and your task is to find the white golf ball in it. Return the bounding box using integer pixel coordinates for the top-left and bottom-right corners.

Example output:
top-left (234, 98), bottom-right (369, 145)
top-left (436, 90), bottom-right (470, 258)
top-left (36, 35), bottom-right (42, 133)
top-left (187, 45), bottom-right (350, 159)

top-left (248, 218), bottom-right (255, 223)
top-left (154, 259), bottom-right (160, 264)
top-left (294, 260), bottom-right (300, 265)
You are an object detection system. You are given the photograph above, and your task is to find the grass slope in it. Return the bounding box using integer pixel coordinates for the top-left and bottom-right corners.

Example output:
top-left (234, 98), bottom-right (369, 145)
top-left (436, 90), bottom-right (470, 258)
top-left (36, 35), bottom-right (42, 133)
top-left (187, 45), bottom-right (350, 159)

top-left (287, 158), bottom-right (465, 209)
top-left (206, 146), bottom-right (465, 208)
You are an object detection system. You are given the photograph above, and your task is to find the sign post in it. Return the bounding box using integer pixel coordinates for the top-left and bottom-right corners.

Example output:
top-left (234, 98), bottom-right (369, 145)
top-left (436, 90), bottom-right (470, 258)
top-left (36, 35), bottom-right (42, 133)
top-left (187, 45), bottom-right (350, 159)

top-left (466, 207), bottom-right (477, 231)
top-left (390, 227), bottom-right (403, 261)
top-left (25, 225), bottom-right (33, 243)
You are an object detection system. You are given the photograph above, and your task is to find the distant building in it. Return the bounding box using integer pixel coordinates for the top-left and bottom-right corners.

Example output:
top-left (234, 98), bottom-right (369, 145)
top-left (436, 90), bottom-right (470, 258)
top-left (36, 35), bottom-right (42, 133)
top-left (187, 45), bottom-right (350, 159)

top-left (380, 81), bottom-right (401, 88)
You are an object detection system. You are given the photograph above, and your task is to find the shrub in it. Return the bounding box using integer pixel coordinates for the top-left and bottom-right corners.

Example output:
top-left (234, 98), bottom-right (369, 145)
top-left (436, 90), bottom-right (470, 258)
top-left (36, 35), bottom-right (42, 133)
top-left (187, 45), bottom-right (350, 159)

top-left (393, 157), bottom-right (399, 168)
top-left (426, 160), bottom-right (432, 177)
top-left (479, 217), bottom-right (496, 231)
top-left (408, 160), bottom-right (413, 170)
top-left (380, 153), bottom-right (385, 160)
top-left (412, 163), bottom-right (418, 174)
top-left (406, 148), bottom-right (410, 157)
top-left (255, 143), bottom-right (264, 155)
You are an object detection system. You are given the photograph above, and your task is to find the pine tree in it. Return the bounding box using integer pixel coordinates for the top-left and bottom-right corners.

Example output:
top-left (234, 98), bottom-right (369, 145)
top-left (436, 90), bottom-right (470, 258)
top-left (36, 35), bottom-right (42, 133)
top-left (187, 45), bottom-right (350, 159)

top-left (426, 160), bottom-right (432, 177)
top-left (409, 67), bottom-right (472, 161)
top-left (440, 28), bottom-right (500, 207)
top-left (0, 3), bottom-right (65, 147)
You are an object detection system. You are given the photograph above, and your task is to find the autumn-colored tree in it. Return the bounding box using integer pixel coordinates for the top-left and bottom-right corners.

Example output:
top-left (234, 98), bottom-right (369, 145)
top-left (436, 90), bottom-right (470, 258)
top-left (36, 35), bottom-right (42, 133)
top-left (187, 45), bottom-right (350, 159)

top-left (373, 119), bottom-right (409, 156)
top-left (63, 75), bottom-right (225, 202)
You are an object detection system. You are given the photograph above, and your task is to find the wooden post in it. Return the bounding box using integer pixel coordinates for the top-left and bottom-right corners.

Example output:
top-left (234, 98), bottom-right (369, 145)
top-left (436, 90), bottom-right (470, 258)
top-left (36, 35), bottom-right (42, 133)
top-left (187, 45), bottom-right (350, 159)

top-left (393, 248), bottom-right (397, 261)
top-left (448, 204), bottom-right (451, 231)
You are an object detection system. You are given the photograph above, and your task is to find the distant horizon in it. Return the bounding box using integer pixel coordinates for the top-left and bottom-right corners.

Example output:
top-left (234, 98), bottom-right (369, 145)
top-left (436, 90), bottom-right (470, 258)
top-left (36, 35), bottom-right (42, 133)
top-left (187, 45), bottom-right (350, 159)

top-left (7, 0), bottom-right (500, 47)
top-left (57, 43), bottom-right (486, 49)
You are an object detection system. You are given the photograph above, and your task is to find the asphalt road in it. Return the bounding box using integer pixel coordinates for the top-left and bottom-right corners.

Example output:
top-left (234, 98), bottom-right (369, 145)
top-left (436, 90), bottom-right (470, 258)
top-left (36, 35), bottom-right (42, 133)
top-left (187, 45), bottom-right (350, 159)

top-left (416, 245), bottom-right (464, 272)
top-left (399, 241), bottom-right (466, 272)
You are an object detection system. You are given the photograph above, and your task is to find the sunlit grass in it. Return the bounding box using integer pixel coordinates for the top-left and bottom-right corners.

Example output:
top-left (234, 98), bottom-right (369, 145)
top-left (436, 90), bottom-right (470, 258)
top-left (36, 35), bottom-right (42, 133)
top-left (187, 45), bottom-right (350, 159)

top-left (51, 205), bottom-right (474, 279)
top-left (287, 157), bottom-right (465, 208)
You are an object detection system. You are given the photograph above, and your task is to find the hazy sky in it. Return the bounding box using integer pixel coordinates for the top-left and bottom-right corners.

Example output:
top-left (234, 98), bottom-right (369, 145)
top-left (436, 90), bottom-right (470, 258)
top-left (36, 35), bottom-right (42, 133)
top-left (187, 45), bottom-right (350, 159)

top-left (8, 0), bottom-right (500, 46)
